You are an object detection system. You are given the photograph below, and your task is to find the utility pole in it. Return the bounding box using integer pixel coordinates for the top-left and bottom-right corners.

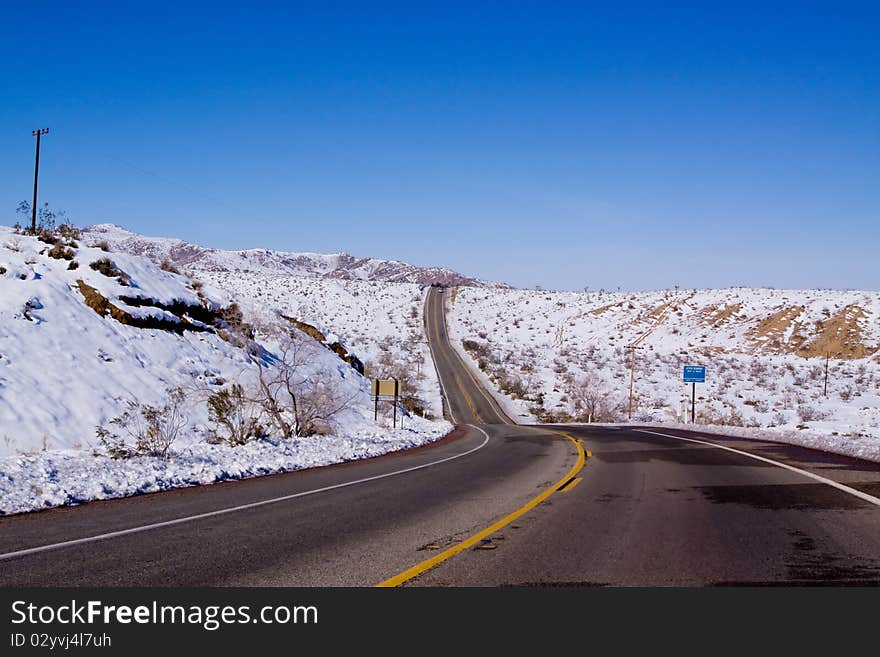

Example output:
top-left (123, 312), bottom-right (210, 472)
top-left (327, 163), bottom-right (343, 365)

top-left (627, 345), bottom-right (644, 419)
top-left (824, 352), bottom-right (830, 397)
top-left (31, 128), bottom-right (49, 233)
top-left (628, 347), bottom-right (635, 419)
top-left (624, 297), bottom-right (678, 420)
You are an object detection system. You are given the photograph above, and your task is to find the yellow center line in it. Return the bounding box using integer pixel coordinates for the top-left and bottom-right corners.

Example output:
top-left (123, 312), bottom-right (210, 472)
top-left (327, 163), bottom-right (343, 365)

top-left (559, 477), bottom-right (582, 492)
top-left (375, 431), bottom-right (586, 587)
top-left (452, 371), bottom-right (482, 424)
top-left (431, 291), bottom-right (482, 424)
top-left (437, 290), bottom-right (509, 426)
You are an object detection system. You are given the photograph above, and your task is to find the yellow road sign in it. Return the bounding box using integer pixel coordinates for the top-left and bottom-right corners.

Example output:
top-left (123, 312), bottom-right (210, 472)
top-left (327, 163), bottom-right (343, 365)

top-left (371, 379), bottom-right (399, 397)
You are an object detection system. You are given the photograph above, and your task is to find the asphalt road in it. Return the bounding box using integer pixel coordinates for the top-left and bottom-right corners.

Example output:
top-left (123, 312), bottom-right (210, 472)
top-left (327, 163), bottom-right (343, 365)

top-left (1, 287), bottom-right (879, 586)
top-left (422, 285), bottom-right (511, 426)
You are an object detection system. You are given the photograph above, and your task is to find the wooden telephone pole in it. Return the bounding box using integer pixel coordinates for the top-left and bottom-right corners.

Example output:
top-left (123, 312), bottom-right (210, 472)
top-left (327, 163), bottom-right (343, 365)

top-left (628, 346), bottom-right (636, 419)
top-left (624, 294), bottom-right (686, 420)
top-left (31, 128), bottom-right (49, 233)
top-left (824, 352), bottom-right (830, 397)
top-left (627, 344), bottom-right (644, 419)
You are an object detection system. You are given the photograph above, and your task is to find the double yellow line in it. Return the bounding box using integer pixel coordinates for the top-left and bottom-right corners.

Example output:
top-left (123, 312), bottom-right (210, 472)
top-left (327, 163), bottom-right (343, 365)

top-left (430, 290), bottom-right (483, 424)
top-left (452, 372), bottom-right (482, 424)
top-left (431, 289), bottom-right (512, 426)
top-left (376, 431), bottom-right (586, 587)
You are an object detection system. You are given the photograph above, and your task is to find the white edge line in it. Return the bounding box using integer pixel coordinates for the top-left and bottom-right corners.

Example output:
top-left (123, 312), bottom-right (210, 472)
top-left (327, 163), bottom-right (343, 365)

top-left (637, 429), bottom-right (880, 508)
top-left (0, 425), bottom-right (492, 562)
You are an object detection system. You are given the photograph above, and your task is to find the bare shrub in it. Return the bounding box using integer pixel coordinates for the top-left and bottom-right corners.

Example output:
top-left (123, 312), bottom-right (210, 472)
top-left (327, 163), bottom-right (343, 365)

top-left (47, 242), bottom-right (75, 260)
top-left (95, 388), bottom-right (187, 458)
top-left (252, 328), bottom-right (357, 437)
top-left (797, 404), bottom-right (828, 422)
top-left (462, 339), bottom-right (491, 360)
top-left (566, 373), bottom-right (618, 422)
top-left (160, 259), bottom-right (181, 274)
top-left (57, 223), bottom-right (81, 240)
top-left (725, 406), bottom-right (745, 426)
top-left (89, 257), bottom-right (131, 286)
top-left (36, 229), bottom-right (60, 245)
top-left (206, 384), bottom-right (265, 446)
top-left (496, 370), bottom-right (528, 400)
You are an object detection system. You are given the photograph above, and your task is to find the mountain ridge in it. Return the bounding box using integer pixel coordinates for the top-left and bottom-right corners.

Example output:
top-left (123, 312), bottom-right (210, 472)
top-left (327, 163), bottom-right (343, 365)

top-left (82, 224), bottom-right (505, 288)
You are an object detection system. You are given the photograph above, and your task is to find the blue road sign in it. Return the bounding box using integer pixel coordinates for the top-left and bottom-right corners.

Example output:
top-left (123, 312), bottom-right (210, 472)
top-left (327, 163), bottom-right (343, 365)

top-left (683, 366), bottom-right (706, 383)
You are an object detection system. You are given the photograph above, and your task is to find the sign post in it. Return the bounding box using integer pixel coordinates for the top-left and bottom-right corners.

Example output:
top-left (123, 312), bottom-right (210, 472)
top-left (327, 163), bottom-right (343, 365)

top-left (371, 378), bottom-right (400, 428)
top-left (682, 366), bottom-right (706, 424)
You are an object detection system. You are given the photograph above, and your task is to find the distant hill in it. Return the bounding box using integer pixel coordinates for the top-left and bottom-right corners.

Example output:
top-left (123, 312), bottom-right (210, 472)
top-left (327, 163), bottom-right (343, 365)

top-left (82, 224), bottom-right (504, 288)
top-left (446, 286), bottom-right (880, 448)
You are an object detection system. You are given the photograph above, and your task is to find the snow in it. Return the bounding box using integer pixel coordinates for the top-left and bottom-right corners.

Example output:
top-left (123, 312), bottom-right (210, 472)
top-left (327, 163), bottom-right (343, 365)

top-left (0, 227), bottom-right (250, 455)
top-left (195, 271), bottom-right (445, 420)
top-left (0, 225), bottom-right (451, 515)
top-left (447, 286), bottom-right (880, 460)
top-left (0, 423), bottom-right (449, 516)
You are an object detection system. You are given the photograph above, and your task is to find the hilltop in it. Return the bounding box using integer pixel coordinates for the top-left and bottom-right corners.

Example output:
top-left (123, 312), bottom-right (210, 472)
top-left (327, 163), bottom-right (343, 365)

top-left (82, 224), bottom-right (503, 288)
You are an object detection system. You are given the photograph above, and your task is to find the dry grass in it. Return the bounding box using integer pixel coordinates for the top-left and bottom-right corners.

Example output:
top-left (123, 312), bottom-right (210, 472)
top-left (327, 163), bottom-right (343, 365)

top-left (748, 305), bottom-right (804, 353)
top-left (77, 280), bottom-right (210, 333)
top-left (590, 301), bottom-right (623, 316)
top-left (797, 304), bottom-right (876, 359)
top-left (703, 303), bottom-right (742, 327)
top-left (281, 315), bottom-right (363, 372)
top-left (747, 303), bottom-right (876, 360)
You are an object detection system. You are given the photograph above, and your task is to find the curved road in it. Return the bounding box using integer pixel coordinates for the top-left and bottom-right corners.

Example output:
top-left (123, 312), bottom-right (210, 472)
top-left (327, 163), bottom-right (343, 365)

top-left (1, 288), bottom-right (879, 585)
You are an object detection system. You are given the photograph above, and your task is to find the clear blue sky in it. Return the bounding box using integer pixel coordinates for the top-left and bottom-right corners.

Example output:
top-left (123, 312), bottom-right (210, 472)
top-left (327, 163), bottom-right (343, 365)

top-left (1, 2), bottom-right (877, 290)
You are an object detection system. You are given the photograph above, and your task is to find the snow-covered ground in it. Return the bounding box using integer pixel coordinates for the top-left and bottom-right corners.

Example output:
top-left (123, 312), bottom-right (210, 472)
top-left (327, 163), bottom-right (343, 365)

top-left (447, 286), bottom-right (880, 460)
top-left (0, 424), bottom-right (449, 516)
top-left (0, 225), bottom-right (451, 515)
top-left (196, 271), bottom-right (443, 420)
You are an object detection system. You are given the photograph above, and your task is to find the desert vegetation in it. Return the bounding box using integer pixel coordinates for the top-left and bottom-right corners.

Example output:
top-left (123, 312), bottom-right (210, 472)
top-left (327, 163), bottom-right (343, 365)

top-left (449, 286), bottom-right (880, 436)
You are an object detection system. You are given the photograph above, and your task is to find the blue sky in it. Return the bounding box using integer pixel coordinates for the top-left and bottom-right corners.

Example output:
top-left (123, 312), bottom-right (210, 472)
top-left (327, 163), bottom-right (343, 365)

top-left (1, 2), bottom-right (877, 290)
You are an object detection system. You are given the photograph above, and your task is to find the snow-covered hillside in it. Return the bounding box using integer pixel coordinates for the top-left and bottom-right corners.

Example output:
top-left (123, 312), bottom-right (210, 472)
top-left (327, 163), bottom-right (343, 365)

top-left (83, 224), bottom-right (502, 288)
top-left (197, 271), bottom-right (443, 420)
top-left (447, 286), bottom-right (880, 460)
top-left (0, 225), bottom-right (450, 515)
